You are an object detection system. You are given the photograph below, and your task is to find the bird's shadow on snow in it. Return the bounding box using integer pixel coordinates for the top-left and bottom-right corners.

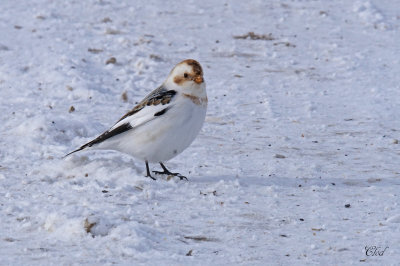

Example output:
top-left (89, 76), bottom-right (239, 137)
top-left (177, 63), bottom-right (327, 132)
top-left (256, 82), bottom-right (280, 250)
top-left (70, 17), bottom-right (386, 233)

top-left (61, 154), bottom-right (398, 189)
top-left (190, 174), bottom-right (399, 188)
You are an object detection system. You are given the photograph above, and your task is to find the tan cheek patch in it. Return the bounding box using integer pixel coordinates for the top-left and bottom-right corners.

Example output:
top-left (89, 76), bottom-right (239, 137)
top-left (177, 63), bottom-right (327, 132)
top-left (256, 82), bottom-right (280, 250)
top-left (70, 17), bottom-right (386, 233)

top-left (174, 76), bottom-right (185, 85)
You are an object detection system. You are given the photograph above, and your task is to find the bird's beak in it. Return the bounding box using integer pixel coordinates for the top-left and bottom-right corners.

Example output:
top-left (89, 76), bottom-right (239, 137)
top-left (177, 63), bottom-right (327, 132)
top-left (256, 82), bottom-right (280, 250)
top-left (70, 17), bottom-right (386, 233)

top-left (194, 75), bottom-right (203, 84)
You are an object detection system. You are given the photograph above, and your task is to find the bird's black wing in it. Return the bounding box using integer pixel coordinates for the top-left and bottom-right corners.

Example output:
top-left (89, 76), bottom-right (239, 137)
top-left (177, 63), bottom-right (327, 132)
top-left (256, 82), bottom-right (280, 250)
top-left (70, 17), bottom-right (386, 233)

top-left (115, 86), bottom-right (176, 123)
top-left (65, 86), bottom-right (177, 157)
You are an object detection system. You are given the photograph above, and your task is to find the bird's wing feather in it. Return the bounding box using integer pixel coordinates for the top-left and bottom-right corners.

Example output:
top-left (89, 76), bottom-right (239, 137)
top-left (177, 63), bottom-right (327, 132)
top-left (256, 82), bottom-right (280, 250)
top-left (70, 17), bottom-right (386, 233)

top-left (114, 86), bottom-right (176, 124)
top-left (65, 86), bottom-right (177, 156)
top-left (110, 86), bottom-right (176, 130)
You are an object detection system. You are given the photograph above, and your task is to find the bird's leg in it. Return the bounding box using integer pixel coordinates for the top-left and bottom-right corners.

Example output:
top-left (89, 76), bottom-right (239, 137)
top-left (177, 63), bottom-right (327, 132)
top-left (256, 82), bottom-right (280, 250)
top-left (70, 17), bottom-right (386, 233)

top-left (153, 162), bottom-right (188, 180)
top-left (145, 161), bottom-right (156, 180)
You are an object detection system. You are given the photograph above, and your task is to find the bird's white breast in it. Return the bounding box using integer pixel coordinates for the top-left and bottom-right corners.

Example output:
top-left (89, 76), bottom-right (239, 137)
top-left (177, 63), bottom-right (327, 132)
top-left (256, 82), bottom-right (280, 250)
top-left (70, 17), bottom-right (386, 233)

top-left (102, 94), bottom-right (207, 163)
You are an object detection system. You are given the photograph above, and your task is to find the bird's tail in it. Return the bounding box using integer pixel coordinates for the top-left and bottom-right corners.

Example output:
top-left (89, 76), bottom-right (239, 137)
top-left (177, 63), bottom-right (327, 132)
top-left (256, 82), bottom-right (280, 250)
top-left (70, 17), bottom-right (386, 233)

top-left (63, 142), bottom-right (92, 158)
top-left (64, 126), bottom-right (120, 158)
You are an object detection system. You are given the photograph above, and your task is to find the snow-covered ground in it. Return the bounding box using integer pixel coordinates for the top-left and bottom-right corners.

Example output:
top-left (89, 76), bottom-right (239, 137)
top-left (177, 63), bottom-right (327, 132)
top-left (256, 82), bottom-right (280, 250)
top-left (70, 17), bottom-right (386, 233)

top-left (1, 0), bottom-right (399, 264)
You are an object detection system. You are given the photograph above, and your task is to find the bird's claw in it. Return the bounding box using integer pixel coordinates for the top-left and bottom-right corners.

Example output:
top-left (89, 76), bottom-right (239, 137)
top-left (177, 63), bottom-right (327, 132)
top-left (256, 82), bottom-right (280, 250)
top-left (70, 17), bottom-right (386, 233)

top-left (152, 171), bottom-right (188, 181)
top-left (146, 174), bottom-right (156, 180)
top-left (177, 175), bottom-right (188, 181)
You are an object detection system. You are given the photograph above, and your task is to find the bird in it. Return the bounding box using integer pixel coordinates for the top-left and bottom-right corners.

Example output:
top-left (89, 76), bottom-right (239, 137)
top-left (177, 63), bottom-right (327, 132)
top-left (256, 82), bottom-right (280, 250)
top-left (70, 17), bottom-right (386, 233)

top-left (65, 59), bottom-right (207, 180)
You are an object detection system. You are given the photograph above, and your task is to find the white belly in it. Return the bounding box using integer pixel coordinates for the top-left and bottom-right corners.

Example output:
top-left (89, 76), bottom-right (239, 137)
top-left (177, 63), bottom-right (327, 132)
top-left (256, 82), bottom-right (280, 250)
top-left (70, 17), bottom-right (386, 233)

top-left (101, 100), bottom-right (206, 163)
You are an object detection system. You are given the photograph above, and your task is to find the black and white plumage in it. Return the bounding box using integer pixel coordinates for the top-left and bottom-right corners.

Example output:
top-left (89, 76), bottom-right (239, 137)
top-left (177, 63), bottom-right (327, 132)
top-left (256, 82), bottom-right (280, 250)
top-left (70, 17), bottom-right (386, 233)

top-left (66, 59), bottom-right (207, 180)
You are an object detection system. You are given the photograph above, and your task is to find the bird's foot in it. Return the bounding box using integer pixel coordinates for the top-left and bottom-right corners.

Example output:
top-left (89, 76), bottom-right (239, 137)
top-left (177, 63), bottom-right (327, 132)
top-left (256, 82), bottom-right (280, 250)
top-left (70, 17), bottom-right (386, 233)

top-left (146, 174), bottom-right (157, 181)
top-left (152, 170), bottom-right (188, 181)
top-left (144, 161), bottom-right (156, 180)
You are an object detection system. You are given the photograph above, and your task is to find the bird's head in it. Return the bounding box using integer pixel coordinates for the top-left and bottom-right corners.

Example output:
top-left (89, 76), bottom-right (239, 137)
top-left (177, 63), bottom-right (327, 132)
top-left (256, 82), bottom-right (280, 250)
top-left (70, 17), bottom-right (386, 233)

top-left (165, 59), bottom-right (205, 95)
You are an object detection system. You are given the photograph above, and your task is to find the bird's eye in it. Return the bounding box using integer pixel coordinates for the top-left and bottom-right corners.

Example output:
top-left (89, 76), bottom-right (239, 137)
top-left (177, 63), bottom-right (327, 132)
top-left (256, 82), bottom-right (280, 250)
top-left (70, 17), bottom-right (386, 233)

top-left (184, 73), bottom-right (188, 78)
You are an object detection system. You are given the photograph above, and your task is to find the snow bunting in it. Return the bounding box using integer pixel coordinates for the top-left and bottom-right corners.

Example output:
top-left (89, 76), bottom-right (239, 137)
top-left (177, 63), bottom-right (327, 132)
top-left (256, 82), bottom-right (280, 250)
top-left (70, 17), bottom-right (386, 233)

top-left (66, 59), bottom-right (207, 180)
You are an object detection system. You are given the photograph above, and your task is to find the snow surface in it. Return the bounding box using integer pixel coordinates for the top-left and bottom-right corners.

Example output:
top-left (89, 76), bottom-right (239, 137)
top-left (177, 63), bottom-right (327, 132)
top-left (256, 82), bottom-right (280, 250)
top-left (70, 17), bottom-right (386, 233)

top-left (1, 0), bottom-right (399, 265)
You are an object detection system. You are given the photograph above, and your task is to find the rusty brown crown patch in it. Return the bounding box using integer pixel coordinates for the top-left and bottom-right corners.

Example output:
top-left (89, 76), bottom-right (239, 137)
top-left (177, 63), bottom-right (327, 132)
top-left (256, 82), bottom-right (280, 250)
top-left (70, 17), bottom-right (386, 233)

top-left (174, 59), bottom-right (203, 85)
top-left (182, 59), bottom-right (203, 76)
